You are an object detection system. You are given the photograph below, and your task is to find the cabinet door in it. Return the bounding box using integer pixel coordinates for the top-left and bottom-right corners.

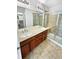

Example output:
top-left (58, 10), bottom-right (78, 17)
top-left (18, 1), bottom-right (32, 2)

top-left (30, 38), bottom-right (37, 50)
top-left (30, 36), bottom-right (43, 50)
top-left (43, 30), bottom-right (48, 40)
top-left (36, 36), bottom-right (43, 45)
top-left (21, 44), bottom-right (30, 58)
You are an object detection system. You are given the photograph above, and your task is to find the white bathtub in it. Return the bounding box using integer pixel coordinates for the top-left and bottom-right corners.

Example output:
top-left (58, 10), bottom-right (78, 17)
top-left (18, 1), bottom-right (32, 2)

top-left (47, 33), bottom-right (62, 47)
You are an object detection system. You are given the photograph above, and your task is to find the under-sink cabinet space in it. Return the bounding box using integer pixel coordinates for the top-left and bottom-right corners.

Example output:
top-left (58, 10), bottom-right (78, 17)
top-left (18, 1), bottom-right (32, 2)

top-left (20, 30), bottom-right (48, 59)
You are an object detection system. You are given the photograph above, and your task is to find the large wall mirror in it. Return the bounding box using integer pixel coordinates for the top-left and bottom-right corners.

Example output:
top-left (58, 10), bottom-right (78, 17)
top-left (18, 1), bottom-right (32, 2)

top-left (17, 6), bottom-right (49, 29)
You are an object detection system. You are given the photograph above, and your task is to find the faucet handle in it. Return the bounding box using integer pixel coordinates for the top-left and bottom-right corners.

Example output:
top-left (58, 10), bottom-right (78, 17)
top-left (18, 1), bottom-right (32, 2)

top-left (25, 29), bottom-right (28, 32)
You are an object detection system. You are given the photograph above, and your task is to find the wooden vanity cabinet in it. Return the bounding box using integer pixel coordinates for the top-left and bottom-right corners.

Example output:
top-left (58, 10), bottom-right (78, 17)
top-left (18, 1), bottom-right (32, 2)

top-left (20, 30), bottom-right (48, 59)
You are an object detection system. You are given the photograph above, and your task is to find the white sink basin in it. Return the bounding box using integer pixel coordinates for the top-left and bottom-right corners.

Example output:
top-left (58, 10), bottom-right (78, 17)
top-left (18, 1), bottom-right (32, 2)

top-left (23, 32), bottom-right (32, 36)
top-left (20, 32), bottom-right (32, 38)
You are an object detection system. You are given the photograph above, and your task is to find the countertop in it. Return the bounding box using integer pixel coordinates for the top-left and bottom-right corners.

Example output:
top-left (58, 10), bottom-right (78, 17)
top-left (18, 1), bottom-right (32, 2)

top-left (18, 26), bottom-right (53, 42)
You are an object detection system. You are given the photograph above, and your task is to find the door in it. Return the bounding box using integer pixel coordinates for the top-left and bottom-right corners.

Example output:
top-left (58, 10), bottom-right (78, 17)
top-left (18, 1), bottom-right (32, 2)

top-left (21, 44), bottom-right (30, 58)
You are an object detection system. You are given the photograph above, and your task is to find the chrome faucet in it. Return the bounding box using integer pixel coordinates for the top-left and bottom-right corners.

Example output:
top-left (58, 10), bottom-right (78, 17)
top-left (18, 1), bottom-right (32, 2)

top-left (22, 28), bottom-right (28, 33)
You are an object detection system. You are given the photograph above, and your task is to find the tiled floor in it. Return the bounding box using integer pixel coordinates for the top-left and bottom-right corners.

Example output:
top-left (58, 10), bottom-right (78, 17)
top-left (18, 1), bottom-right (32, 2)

top-left (24, 39), bottom-right (62, 59)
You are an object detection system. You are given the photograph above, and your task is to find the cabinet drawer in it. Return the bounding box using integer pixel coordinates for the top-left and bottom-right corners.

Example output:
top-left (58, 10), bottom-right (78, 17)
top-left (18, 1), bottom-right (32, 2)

top-left (43, 30), bottom-right (48, 35)
top-left (20, 40), bottom-right (28, 47)
top-left (35, 32), bottom-right (43, 38)
top-left (20, 37), bottom-right (34, 47)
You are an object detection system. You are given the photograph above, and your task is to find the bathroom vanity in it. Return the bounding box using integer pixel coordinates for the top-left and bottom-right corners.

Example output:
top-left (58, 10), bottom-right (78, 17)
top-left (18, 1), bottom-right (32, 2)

top-left (18, 26), bottom-right (49, 59)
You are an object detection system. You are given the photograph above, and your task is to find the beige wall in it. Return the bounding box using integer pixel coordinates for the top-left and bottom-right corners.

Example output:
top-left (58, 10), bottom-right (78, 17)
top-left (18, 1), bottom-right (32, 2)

top-left (48, 14), bottom-right (57, 33)
top-left (48, 15), bottom-right (57, 27)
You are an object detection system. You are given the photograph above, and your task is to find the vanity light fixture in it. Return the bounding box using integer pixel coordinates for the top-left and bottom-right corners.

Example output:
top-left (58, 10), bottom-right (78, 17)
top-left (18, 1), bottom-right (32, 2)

top-left (18, 0), bottom-right (29, 5)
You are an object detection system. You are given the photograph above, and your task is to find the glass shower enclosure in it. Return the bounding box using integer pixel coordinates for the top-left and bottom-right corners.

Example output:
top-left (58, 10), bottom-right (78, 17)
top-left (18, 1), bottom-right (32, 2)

top-left (54, 14), bottom-right (62, 45)
top-left (47, 14), bottom-right (62, 46)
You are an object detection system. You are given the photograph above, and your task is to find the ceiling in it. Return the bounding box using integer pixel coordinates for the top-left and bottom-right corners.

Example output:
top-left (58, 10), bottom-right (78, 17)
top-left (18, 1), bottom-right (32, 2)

top-left (38, 0), bottom-right (62, 8)
top-left (29, 0), bottom-right (62, 13)
top-left (39, 0), bottom-right (62, 13)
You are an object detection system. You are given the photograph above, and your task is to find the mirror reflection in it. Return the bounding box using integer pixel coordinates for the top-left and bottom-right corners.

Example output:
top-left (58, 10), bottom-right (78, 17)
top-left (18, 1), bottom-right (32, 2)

top-left (17, 6), bottom-right (49, 29)
top-left (17, 6), bottom-right (26, 29)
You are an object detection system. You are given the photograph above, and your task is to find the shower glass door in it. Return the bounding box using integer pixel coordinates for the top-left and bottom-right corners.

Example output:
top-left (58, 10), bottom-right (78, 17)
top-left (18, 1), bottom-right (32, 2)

top-left (57, 14), bottom-right (62, 37)
top-left (54, 14), bottom-right (62, 45)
